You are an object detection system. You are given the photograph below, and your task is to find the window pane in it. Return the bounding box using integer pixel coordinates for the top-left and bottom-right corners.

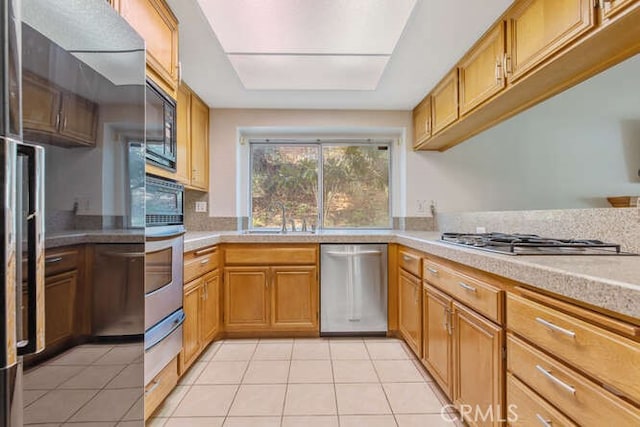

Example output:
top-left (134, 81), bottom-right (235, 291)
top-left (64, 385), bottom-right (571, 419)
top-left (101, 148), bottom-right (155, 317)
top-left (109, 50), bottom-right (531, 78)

top-left (323, 145), bottom-right (390, 228)
top-left (251, 145), bottom-right (319, 229)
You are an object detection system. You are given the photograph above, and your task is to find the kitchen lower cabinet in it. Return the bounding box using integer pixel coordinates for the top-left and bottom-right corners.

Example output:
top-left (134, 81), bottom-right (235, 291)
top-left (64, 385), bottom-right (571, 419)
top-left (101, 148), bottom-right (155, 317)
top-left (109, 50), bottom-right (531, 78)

top-left (453, 302), bottom-right (504, 427)
top-left (224, 267), bottom-right (270, 331)
top-left (270, 266), bottom-right (318, 330)
top-left (44, 270), bottom-right (78, 348)
top-left (201, 272), bottom-right (221, 343)
top-left (399, 269), bottom-right (422, 357)
top-left (422, 285), bottom-right (453, 399)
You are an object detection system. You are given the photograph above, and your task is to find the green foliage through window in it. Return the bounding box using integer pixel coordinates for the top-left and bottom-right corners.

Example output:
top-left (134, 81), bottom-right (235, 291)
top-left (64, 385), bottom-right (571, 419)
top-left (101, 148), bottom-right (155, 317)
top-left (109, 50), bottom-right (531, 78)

top-left (250, 142), bottom-right (391, 229)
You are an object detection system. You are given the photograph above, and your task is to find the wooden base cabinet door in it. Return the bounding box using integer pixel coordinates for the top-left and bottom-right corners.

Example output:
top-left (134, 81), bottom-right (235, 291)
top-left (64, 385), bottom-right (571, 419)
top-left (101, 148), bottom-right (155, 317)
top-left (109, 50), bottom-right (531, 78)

top-left (270, 266), bottom-right (318, 331)
top-left (422, 285), bottom-right (453, 399)
top-left (453, 302), bottom-right (504, 427)
top-left (182, 279), bottom-right (202, 371)
top-left (399, 270), bottom-right (422, 357)
top-left (224, 267), bottom-right (270, 331)
top-left (44, 270), bottom-right (78, 347)
top-left (201, 271), bottom-right (220, 343)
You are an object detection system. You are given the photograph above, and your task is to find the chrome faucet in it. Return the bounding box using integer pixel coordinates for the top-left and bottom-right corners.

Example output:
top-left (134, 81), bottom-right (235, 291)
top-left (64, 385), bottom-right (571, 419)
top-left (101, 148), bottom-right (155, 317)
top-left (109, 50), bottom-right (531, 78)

top-left (277, 202), bottom-right (287, 234)
top-left (301, 218), bottom-right (307, 232)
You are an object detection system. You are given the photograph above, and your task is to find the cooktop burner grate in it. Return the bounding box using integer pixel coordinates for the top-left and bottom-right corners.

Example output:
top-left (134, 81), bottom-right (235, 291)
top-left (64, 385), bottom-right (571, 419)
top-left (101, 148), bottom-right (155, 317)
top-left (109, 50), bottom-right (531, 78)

top-left (440, 232), bottom-right (634, 255)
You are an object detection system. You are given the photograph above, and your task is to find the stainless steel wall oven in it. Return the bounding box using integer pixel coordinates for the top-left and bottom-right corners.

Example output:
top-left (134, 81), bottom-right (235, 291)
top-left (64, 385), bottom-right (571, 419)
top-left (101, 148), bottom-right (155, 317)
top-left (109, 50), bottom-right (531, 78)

top-left (144, 174), bottom-right (185, 384)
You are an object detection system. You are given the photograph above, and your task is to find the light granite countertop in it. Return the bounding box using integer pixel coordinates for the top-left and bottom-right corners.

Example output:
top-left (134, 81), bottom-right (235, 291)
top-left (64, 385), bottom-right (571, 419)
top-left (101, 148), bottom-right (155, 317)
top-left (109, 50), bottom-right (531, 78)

top-left (184, 230), bottom-right (640, 319)
top-left (46, 229), bottom-right (144, 249)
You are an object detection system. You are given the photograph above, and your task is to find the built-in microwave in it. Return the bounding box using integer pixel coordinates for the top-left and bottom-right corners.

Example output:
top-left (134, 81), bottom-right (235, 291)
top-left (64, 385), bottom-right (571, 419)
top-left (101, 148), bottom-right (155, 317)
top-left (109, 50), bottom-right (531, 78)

top-left (146, 80), bottom-right (177, 171)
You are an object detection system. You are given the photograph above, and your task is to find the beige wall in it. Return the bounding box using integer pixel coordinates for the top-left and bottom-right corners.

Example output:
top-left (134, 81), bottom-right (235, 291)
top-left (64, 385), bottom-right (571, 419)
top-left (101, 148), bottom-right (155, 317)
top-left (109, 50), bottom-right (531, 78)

top-left (208, 108), bottom-right (415, 217)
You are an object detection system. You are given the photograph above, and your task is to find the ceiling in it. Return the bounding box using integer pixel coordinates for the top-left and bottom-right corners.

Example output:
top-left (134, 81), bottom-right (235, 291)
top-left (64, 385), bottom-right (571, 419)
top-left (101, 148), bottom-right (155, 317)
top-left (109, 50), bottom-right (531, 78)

top-left (166, 0), bottom-right (513, 110)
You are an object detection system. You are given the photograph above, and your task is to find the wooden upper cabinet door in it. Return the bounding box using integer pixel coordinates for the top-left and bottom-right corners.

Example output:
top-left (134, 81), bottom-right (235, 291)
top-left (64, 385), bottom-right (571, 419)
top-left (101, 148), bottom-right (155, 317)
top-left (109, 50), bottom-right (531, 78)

top-left (22, 74), bottom-right (61, 134)
top-left (224, 267), bottom-right (270, 330)
top-left (459, 22), bottom-right (507, 116)
top-left (422, 285), bottom-right (453, 400)
top-left (59, 93), bottom-right (98, 146)
top-left (200, 272), bottom-right (220, 343)
top-left (182, 279), bottom-right (202, 371)
top-left (399, 270), bottom-right (422, 358)
top-left (189, 94), bottom-right (209, 191)
top-left (506, 0), bottom-right (595, 83)
top-left (453, 302), bottom-right (504, 427)
top-left (600, 0), bottom-right (636, 20)
top-left (431, 70), bottom-right (459, 135)
top-left (116, 0), bottom-right (179, 96)
top-left (44, 270), bottom-right (78, 348)
top-left (412, 96), bottom-right (432, 147)
top-left (270, 266), bottom-right (318, 331)
top-left (175, 84), bottom-right (191, 185)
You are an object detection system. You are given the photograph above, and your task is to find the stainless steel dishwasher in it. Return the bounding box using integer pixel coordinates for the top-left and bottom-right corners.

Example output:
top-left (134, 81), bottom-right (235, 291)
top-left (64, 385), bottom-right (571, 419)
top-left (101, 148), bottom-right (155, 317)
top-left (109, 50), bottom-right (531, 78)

top-left (320, 244), bottom-right (388, 334)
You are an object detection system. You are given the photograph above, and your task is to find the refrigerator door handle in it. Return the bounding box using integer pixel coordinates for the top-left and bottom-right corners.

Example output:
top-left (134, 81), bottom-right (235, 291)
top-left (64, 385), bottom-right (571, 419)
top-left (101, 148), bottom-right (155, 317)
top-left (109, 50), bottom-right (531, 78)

top-left (16, 144), bottom-right (45, 356)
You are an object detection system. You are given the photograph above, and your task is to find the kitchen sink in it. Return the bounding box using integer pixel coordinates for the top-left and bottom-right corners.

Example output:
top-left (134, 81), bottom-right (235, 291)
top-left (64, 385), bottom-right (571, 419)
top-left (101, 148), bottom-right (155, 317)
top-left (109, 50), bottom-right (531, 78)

top-left (242, 230), bottom-right (316, 235)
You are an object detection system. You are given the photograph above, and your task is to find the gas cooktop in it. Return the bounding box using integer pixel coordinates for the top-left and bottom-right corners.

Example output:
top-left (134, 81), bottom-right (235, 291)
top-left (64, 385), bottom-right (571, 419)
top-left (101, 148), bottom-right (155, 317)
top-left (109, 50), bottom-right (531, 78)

top-left (441, 232), bottom-right (636, 256)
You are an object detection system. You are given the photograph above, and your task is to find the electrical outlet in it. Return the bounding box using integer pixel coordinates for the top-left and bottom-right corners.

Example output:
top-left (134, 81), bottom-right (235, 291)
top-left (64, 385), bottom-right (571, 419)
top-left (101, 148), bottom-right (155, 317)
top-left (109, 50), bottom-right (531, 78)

top-left (416, 200), bottom-right (427, 215)
top-left (195, 201), bottom-right (207, 213)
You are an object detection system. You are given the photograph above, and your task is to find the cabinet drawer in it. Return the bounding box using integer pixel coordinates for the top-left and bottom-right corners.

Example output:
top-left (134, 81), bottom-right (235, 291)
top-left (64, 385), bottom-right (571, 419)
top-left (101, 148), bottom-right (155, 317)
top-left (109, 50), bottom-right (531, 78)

top-left (398, 249), bottom-right (421, 277)
top-left (144, 356), bottom-right (178, 420)
top-left (184, 246), bottom-right (218, 283)
top-left (506, 372), bottom-right (577, 427)
top-left (507, 293), bottom-right (640, 402)
top-left (423, 260), bottom-right (502, 324)
top-left (224, 245), bottom-right (317, 265)
top-left (507, 334), bottom-right (640, 426)
top-left (44, 248), bottom-right (80, 277)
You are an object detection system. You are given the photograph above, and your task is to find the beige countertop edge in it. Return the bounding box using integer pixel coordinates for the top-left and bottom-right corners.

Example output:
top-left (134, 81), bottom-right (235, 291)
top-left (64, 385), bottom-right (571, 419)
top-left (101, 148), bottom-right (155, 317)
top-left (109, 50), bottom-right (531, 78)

top-left (46, 231), bottom-right (144, 249)
top-left (184, 231), bottom-right (640, 319)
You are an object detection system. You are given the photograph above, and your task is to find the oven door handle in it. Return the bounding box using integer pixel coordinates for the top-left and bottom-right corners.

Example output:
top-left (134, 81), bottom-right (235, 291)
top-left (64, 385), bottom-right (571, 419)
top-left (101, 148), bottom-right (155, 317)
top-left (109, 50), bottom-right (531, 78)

top-left (145, 311), bottom-right (185, 352)
top-left (146, 230), bottom-right (185, 239)
top-left (145, 280), bottom-right (178, 298)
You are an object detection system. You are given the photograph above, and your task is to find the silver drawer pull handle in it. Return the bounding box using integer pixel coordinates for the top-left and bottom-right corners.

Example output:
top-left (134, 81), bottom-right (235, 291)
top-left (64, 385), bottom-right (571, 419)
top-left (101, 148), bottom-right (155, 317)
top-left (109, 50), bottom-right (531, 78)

top-left (535, 317), bottom-right (576, 338)
top-left (535, 365), bottom-right (576, 395)
top-left (200, 258), bottom-right (210, 265)
top-left (536, 414), bottom-right (553, 427)
top-left (45, 256), bottom-right (63, 264)
top-left (145, 379), bottom-right (161, 395)
top-left (402, 255), bottom-right (413, 261)
top-left (427, 267), bottom-right (438, 275)
top-left (458, 282), bottom-right (477, 292)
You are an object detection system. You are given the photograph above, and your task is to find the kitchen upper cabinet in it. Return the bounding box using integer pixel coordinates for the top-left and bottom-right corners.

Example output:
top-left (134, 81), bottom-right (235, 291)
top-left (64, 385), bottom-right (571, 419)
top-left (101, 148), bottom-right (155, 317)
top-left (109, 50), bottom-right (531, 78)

top-left (422, 285), bottom-right (453, 399)
top-left (174, 84), bottom-right (209, 191)
top-left (189, 93), bottom-right (209, 191)
top-left (600, 0), bottom-right (636, 20)
top-left (431, 70), bottom-right (459, 135)
top-left (270, 266), bottom-right (318, 331)
top-left (506, 0), bottom-right (595, 83)
top-left (453, 302), bottom-right (504, 427)
top-left (224, 267), bottom-right (270, 331)
top-left (112, 0), bottom-right (179, 98)
top-left (23, 72), bottom-right (98, 147)
top-left (412, 96), bottom-right (431, 148)
top-left (175, 84), bottom-right (191, 185)
top-left (459, 22), bottom-right (507, 116)
top-left (399, 269), bottom-right (422, 357)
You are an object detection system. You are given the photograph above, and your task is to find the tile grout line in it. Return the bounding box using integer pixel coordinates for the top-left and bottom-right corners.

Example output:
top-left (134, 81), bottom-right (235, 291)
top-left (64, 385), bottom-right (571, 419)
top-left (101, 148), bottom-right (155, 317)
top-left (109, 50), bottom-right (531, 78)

top-left (327, 339), bottom-right (341, 427)
top-left (278, 343), bottom-right (293, 427)
top-left (363, 340), bottom-right (399, 427)
top-left (221, 339), bottom-right (258, 425)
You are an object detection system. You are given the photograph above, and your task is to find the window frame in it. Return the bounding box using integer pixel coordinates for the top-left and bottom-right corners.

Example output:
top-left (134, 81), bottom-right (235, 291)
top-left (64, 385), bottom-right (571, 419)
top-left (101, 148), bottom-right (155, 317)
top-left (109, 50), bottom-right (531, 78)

top-left (248, 139), bottom-right (393, 231)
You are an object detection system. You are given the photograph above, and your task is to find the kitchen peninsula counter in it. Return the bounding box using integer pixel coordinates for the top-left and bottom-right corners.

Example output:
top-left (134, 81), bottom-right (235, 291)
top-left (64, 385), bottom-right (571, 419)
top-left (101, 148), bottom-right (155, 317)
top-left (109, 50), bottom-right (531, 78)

top-left (184, 230), bottom-right (640, 320)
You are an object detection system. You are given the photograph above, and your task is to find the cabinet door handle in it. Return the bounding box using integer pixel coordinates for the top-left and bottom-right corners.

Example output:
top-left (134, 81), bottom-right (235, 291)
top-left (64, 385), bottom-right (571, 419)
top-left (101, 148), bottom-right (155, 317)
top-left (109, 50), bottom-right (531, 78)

top-left (495, 57), bottom-right (503, 84)
top-left (503, 53), bottom-right (512, 76)
top-left (63, 116), bottom-right (67, 130)
top-left (426, 267), bottom-right (438, 275)
top-left (535, 414), bottom-right (553, 427)
top-left (402, 255), bottom-right (413, 262)
top-left (535, 317), bottom-right (576, 338)
top-left (45, 256), bottom-right (63, 264)
top-left (458, 282), bottom-right (477, 293)
top-left (200, 258), bottom-right (210, 265)
top-left (535, 365), bottom-right (576, 395)
top-left (55, 113), bottom-right (61, 130)
top-left (443, 308), bottom-right (449, 333)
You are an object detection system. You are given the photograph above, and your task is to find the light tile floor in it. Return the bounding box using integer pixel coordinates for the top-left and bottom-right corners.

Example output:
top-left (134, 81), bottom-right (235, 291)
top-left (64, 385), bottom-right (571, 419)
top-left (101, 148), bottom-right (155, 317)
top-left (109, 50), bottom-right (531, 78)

top-left (150, 338), bottom-right (463, 427)
top-left (23, 342), bottom-right (143, 426)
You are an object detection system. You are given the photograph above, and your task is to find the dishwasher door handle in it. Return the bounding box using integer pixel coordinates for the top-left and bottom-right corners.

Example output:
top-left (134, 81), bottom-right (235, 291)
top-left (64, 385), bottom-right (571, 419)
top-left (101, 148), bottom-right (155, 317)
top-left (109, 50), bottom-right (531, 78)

top-left (325, 250), bottom-right (382, 256)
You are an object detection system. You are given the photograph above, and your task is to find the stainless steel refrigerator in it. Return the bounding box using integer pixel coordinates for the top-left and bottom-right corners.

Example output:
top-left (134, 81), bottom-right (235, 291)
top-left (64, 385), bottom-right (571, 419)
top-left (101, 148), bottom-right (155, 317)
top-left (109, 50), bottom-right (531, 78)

top-left (1, 0), bottom-right (146, 425)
